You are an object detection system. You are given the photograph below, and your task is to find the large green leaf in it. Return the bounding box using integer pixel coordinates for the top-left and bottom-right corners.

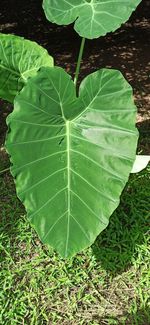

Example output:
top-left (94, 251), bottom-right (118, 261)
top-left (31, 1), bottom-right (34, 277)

top-left (43, 0), bottom-right (142, 39)
top-left (6, 67), bottom-right (138, 257)
top-left (0, 33), bottom-right (53, 103)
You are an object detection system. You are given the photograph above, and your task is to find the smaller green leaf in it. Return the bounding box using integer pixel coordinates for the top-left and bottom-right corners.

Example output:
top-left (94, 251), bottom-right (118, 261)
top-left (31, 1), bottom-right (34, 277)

top-left (0, 33), bottom-right (54, 103)
top-left (43, 0), bottom-right (142, 39)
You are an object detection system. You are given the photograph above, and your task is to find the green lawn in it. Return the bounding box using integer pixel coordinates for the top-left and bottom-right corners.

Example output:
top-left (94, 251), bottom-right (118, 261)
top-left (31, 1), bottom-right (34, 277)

top-left (0, 158), bottom-right (149, 324)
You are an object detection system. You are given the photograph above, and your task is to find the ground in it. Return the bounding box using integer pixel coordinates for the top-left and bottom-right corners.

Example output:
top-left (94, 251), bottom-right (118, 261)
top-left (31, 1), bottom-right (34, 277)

top-left (0, 1), bottom-right (150, 324)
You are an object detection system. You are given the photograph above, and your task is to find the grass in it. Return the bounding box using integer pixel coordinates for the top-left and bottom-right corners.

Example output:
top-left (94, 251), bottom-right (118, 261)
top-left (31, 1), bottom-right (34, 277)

top-left (0, 154), bottom-right (150, 324)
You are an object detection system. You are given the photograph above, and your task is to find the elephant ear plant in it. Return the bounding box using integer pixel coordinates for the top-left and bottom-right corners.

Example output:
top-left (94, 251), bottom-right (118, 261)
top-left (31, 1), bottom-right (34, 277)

top-left (0, 0), bottom-right (142, 257)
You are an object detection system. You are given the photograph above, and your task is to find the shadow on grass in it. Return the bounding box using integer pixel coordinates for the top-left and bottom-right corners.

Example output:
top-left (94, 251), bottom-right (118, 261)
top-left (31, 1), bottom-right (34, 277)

top-left (92, 168), bottom-right (150, 275)
top-left (0, 172), bottom-right (25, 238)
top-left (97, 306), bottom-right (150, 325)
top-left (126, 306), bottom-right (150, 325)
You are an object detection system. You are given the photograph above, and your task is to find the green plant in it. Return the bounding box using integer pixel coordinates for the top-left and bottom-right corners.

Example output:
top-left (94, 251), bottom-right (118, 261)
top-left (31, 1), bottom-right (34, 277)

top-left (0, 0), bottom-right (142, 257)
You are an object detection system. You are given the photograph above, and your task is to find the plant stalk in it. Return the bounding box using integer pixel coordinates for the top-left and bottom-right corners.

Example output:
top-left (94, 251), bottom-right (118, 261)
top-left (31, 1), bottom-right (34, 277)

top-left (74, 37), bottom-right (85, 90)
top-left (0, 167), bottom-right (10, 175)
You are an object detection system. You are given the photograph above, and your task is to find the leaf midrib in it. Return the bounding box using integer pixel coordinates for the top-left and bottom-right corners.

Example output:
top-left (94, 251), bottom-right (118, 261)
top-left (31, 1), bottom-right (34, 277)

top-left (65, 120), bottom-right (71, 256)
top-left (59, 72), bottom-right (118, 256)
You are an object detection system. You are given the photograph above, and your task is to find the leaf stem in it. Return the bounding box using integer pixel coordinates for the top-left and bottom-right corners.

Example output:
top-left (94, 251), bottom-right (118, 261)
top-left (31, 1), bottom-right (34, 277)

top-left (0, 167), bottom-right (10, 175)
top-left (74, 37), bottom-right (85, 91)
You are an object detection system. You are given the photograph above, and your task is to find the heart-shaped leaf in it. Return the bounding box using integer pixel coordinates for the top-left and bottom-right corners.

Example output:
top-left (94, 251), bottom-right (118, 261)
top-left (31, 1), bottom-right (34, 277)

top-left (43, 0), bottom-right (142, 39)
top-left (0, 33), bottom-right (54, 103)
top-left (6, 67), bottom-right (138, 257)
